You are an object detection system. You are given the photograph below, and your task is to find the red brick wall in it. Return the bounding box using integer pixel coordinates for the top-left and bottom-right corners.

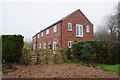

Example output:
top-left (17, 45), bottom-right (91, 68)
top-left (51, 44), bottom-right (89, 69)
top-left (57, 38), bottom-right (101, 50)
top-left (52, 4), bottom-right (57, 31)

top-left (35, 22), bottom-right (62, 50)
top-left (61, 10), bottom-right (94, 48)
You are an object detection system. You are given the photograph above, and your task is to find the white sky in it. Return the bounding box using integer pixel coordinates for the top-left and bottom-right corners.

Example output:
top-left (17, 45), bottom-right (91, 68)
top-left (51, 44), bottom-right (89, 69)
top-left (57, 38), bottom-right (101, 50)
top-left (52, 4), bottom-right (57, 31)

top-left (0, 0), bottom-right (119, 40)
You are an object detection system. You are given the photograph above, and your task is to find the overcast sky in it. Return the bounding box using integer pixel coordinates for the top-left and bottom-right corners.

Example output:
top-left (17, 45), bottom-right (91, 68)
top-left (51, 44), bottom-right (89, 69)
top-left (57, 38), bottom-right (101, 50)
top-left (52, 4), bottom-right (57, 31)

top-left (0, 0), bottom-right (119, 40)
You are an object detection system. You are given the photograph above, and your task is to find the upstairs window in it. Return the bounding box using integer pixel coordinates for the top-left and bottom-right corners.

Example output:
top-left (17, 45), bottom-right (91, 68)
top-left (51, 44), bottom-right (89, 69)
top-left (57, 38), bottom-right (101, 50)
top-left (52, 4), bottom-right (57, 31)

top-left (43, 43), bottom-right (46, 49)
top-left (38, 34), bottom-right (39, 38)
top-left (46, 29), bottom-right (49, 35)
top-left (53, 25), bottom-right (57, 33)
top-left (76, 24), bottom-right (83, 37)
top-left (41, 32), bottom-right (43, 37)
top-left (39, 43), bottom-right (41, 48)
top-left (68, 23), bottom-right (72, 31)
top-left (68, 41), bottom-right (73, 48)
top-left (86, 25), bottom-right (90, 33)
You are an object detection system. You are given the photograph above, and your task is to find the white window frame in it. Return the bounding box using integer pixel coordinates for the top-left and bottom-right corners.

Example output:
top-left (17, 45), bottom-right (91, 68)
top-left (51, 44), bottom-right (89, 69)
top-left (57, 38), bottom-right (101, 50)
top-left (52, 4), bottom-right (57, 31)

top-left (38, 34), bottom-right (39, 38)
top-left (68, 23), bottom-right (72, 31)
top-left (39, 43), bottom-right (41, 48)
top-left (41, 32), bottom-right (43, 37)
top-left (46, 29), bottom-right (49, 35)
top-left (43, 43), bottom-right (46, 49)
top-left (68, 41), bottom-right (73, 48)
top-left (86, 25), bottom-right (90, 33)
top-left (76, 24), bottom-right (83, 37)
top-left (53, 42), bottom-right (57, 50)
top-left (53, 25), bottom-right (57, 33)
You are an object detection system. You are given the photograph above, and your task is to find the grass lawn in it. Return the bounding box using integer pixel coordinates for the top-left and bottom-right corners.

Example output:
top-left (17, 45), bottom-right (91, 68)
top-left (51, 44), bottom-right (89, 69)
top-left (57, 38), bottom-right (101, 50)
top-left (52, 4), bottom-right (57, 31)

top-left (96, 64), bottom-right (120, 75)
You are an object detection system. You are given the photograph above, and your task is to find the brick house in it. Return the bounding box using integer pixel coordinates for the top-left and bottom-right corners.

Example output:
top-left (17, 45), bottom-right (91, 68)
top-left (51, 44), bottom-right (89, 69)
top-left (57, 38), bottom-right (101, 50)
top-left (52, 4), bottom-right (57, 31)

top-left (32, 9), bottom-right (94, 51)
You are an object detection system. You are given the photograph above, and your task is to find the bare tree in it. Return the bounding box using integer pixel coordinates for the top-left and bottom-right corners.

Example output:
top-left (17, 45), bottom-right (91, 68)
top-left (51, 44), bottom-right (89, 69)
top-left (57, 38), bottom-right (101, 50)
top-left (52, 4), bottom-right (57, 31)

top-left (94, 4), bottom-right (119, 41)
top-left (118, 1), bottom-right (120, 42)
top-left (104, 14), bottom-right (118, 41)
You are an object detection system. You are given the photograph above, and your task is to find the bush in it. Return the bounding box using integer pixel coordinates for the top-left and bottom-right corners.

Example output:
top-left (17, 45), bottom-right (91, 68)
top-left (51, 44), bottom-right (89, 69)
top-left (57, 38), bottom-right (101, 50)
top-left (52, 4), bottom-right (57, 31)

top-left (72, 40), bottom-right (120, 65)
top-left (53, 50), bottom-right (59, 64)
top-left (59, 48), bottom-right (67, 62)
top-left (65, 48), bottom-right (72, 60)
top-left (44, 50), bottom-right (51, 64)
top-left (35, 50), bottom-right (42, 64)
top-left (2, 35), bottom-right (24, 63)
top-left (21, 48), bottom-right (32, 65)
top-left (80, 43), bottom-right (92, 63)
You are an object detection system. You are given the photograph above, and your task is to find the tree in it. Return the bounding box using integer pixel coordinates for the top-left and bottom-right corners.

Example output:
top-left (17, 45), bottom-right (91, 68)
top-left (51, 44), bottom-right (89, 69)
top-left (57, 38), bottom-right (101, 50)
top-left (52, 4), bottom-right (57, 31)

top-left (105, 14), bottom-right (118, 41)
top-left (94, 5), bottom-right (119, 41)
top-left (118, 1), bottom-right (120, 42)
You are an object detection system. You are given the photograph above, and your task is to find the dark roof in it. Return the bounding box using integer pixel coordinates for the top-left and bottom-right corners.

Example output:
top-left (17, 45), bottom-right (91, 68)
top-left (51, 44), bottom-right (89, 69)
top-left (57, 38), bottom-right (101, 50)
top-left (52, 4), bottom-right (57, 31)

top-left (33, 9), bottom-right (79, 37)
top-left (44, 9), bottom-right (78, 30)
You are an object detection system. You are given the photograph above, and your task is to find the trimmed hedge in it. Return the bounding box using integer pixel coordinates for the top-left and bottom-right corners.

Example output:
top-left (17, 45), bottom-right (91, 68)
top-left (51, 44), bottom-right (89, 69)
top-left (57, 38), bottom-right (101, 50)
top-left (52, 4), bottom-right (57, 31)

top-left (2, 35), bottom-right (24, 63)
top-left (72, 40), bottom-right (120, 65)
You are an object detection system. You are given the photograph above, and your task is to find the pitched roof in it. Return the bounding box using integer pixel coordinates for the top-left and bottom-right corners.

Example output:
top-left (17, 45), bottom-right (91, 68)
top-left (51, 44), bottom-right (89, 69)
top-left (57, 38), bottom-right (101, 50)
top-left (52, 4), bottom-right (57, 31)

top-left (43, 9), bottom-right (79, 30)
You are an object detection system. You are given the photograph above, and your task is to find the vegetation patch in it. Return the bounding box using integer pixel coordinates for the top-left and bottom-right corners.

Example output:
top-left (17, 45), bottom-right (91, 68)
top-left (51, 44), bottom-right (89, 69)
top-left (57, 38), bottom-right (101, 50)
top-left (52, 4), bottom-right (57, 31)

top-left (96, 64), bottom-right (120, 75)
top-left (2, 63), bottom-right (17, 73)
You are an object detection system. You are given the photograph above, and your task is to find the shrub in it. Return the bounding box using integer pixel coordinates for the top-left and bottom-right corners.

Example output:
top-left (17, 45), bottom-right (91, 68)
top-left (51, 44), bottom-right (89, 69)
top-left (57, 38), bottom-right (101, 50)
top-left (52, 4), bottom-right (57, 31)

top-left (44, 50), bottom-right (50, 64)
top-left (59, 48), bottom-right (67, 62)
top-left (72, 40), bottom-right (120, 64)
top-left (65, 48), bottom-right (72, 60)
top-left (53, 50), bottom-right (59, 64)
top-left (35, 50), bottom-right (42, 64)
top-left (2, 35), bottom-right (24, 63)
top-left (21, 48), bottom-right (32, 65)
top-left (80, 43), bottom-right (92, 63)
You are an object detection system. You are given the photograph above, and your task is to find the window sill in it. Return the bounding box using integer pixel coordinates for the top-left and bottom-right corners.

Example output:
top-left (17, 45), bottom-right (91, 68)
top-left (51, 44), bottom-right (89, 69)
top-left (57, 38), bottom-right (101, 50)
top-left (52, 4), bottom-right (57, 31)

top-left (53, 32), bottom-right (57, 33)
top-left (76, 35), bottom-right (83, 37)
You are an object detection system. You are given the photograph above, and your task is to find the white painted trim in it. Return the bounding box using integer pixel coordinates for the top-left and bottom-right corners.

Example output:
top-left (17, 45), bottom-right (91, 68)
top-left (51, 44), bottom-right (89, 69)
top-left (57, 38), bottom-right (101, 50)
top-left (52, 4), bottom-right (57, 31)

top-left (68, 41), bottom-right (73, 48)
top-left (76, 24), bottom-right (83, 37)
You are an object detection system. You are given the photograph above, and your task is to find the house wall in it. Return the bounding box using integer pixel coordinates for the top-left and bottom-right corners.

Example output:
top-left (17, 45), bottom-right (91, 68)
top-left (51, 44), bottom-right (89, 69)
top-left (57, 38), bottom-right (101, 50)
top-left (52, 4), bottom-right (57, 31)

top-left (61, 10), bottom-right (94, 48)
top-left (34, 22), bottom-right (62, 50)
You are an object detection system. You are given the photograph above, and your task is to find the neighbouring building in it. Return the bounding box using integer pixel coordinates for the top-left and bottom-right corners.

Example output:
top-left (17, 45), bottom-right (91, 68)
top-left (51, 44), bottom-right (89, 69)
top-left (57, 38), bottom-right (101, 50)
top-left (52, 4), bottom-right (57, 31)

top-left (32, 9), bottom-right (94, 51)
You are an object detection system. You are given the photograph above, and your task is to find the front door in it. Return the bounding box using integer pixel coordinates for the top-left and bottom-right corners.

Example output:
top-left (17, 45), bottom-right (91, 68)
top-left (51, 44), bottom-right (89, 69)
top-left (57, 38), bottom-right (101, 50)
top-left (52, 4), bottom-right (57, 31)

top-left (53, 42), bottom-right (57, 51)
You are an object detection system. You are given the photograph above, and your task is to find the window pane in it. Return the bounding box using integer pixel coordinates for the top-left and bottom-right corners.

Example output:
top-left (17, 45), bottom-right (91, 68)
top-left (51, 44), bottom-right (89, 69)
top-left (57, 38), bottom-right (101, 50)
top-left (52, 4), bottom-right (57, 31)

top-left (80, 26), bottom-right (82, 35)
top-left (76, 26), bottom-right (79, 35)
top-left (86, 25), bottom-right (89, 32)
top-left (68, 23), bottom-right (72, 31)
top-left (54, 25), bottom-right (57, 32)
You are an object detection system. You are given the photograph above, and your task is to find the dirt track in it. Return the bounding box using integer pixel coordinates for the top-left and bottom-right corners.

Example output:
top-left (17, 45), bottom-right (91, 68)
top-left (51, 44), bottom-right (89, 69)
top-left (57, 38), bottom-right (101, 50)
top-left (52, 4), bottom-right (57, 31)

top-left (2, 63), bottom-right (118, 78)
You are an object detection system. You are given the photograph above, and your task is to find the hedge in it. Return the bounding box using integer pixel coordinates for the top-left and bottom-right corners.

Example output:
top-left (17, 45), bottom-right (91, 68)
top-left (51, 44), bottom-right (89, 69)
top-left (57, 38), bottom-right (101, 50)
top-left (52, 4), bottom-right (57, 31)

top-left (72, 40), bottom-right (120, 65)
top-left (2, 35), bottom-right (24, 63)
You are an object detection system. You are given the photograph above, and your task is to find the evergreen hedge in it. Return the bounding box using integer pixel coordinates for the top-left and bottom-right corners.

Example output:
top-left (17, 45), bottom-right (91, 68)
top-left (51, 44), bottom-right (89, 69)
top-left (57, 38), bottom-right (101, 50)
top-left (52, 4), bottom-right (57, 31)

top-left (2, 35), bottom-right (24, 63)
top-left (72, 40), bottom-right (120, 65)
